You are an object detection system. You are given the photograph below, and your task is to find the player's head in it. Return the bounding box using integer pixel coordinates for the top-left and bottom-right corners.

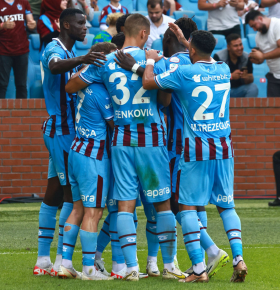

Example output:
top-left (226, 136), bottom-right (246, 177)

top-left (90, 42), bottom-right (117, 55)
top-left (59, 8), bottom-right (87, 41)
top-left (116, 13), bottom-right (131, 33)
top-left (162, 17), bottom-right (198, 57)
top-left (226, 33), bottom-right (244, 57)
top-left (124, 14), bottom-right (150, 49)
top-left (245, 10), bottom-right (267, 34)
top-left (147, 0), bottom-right (164, 24)
top-left (111, 32), bottom-right (125, 49)
top-left (189, 30), bottom-right (216, 63)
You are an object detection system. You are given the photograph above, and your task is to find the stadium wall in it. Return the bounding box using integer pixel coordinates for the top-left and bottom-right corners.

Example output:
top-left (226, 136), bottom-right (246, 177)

top-left (0, 98), bottom-right (279, 199)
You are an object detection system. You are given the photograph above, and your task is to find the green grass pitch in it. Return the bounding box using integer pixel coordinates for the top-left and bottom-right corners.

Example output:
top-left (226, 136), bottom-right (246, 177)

top-left (0, 200), bottom-right (279, 289)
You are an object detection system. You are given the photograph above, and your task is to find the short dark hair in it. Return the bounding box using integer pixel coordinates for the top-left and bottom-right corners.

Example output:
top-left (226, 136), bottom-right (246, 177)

top-left (245, 10), bottom-right (263, 25)
top-left (116, 13), bottom-right (131, 33)
top-left (111, 32), bottom-right (125, 49)
top-left (174, 17), bottom-right (198, 41)
top-left (226, 33), bottom-right (241, 45)
top-left (90, 42), bottom-right (117, 55)
top-left (60, 8), bottom-right (83, 25)
top-left (147, 0), bottom-right (163, 8)
top-left (190, 30), bottom-right (216, 55)
top-left (124, 13), bottom-right (150, 37)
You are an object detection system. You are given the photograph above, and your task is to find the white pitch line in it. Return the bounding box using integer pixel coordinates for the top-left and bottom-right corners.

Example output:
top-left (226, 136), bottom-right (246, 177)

top-left (0, 246), bottom-right (279, 255)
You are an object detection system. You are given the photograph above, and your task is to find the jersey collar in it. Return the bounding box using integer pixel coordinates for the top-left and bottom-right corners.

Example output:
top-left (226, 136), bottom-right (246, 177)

top-left (122, 46), bottom-right (141, 53)
top-left (196, 58), bottom-right (216, 64)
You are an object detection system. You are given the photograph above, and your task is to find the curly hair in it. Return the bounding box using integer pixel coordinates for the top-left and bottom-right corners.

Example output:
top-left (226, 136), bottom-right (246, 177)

top-left (190, 30), bottom-right (216, 55)
top-left (174, 17), bottom-right (198, 41)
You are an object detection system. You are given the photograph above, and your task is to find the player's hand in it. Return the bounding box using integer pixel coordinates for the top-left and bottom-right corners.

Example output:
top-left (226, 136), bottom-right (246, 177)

top-left (249, 49), bottom-right (264, 64)
top-left (145, 49), bottom-right (163, 63)
top-left (168, 22), bottom-right (189, 47)
top-left (231, 69), bottom-right (242, 80)
top-left (3, 16), bottom-right (16, 29)
top-left (82, 51), bottom-right (107, 67)
top-left (54, 19), bottom-right (60, 31)
top-left (114, 50), bottom-right (136, 71)
top-left (217, 0), bottom-right (227, 8)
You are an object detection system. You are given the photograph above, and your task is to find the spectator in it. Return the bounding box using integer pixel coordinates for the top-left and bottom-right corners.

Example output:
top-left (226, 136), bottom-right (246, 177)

top-left (0, 0), bottom-right (36, 99)
top-left (116, 13), bottom-right (131, 33)
top-left (91, 0), bottom-right (99, 11)
top-left (92, 12), bottom-right (123, 44)
top-left (268, 151), bottom-right (280, 206)
top-left (146, 0), bottom-right (175, 49)
top-left (37, 0), bottom-right (69, 52)
top-left (71, 0), bottom-right (94, 29)
top-left (238, 0), bottom-right (260, 24)
top-left (213, 34), bottom-right (258, 97)
top-left (26, 0), bottom-right (42, 35)
top-left (198, 0), bottom-right (244, 37)
top-left (246, 10), bottom-right (280, 97)
top-left (99, 0), bottom-right (129, 31)
top-left (260, 0), bottom-right (280, 19)
top-left (111, 31), bottom-right (125, 49)
top-left (163, 0), bottom-right (183, 16)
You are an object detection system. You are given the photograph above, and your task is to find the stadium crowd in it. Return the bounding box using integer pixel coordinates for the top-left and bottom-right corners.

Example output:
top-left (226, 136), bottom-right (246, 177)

top-left (1, 0), bottom-right (280, 98)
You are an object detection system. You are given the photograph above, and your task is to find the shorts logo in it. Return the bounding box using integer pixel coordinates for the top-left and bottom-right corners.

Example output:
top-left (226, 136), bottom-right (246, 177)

top-left (17, 4), bottom-right (22, 10)
top-left (230, 232), bottom-right (239, 237)
top-left (158, 235), bottom-right (168, 241)
top-left (126, 237), bottom-right (136, 243)
top-left (143, 187), bottom-right (170, 199)
top-left (108, 199), bottom-right (117, 206)
top-left (58, 172), bottom-right (65, 180)
top-left (81, 195), bottom-right (95, 203)
top-left (217, 194), bottom-right (233, 204)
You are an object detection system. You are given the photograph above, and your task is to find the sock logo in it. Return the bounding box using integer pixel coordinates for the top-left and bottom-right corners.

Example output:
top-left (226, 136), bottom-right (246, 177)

top-left (63, 246), bottom-right (67, 252)
top-left (158, 235), bottom-right (168, 241)
top-left (230, 232), bottom-right (239, 237)
top-left (38, 230), bottom-right (42, 235)
top-left (197, 234), bottom-right (201, 239)
top-left (217, 194), bottom-right (233, 204)
top-left (126, 237), bottom-right (136, 243)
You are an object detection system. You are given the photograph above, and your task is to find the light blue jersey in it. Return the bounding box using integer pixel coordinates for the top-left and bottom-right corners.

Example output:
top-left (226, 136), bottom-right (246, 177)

top-left (79, 46), bottom-right (167, 147)
top-left (41, 38), bottom-right (80, 137)
top-left (70, 83), bottom-right (114, 160)
top-left (155, 60), bottom-right (234, 162)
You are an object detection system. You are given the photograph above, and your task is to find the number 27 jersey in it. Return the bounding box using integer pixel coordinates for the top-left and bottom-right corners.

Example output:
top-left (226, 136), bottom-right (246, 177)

top-left (155, 60), bottom-right (234, 162)
top-left (79, 46), bottom-right (167, 147)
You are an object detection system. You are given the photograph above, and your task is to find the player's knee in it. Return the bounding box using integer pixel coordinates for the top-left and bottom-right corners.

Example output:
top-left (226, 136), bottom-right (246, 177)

top-left (216, 206), bottom-right (234, 214)
top-left (153, 199), bottom-right (171, 212)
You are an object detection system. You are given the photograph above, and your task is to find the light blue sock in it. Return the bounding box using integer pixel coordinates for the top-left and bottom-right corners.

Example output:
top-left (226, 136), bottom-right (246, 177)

top-left (220, 208), bottom-right (243, 258)
top-left (134, 209), bottom-right (138, 230)
top-left (80, 230), bottom-right (97, 266)
top-left (197, 211), bottom-right (210, 261)
top-left (157, 210), bottom-right (176, 264)
top-left (62, 223), bottom-right (79, 261)
top-left (57, 202), bottom-right (73, 255)
top-left (176, 212), bottom-right (181, 225)
top-left (38, 202), bottom-right (58, 256)
top-left (96, 213), bottom-right (111, 253)
top-left (144, 203), bottom-right (159, 257)
top-left (117, 212), bottom-right (137, 267)
top-left (110, 212), bottom-right (125, 264)
top-left (181, 210), bottom-right (203, 265)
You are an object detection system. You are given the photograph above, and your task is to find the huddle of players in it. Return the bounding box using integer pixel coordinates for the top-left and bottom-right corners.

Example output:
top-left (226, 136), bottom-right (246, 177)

top-left (33, 8), bottom-right (248, 283)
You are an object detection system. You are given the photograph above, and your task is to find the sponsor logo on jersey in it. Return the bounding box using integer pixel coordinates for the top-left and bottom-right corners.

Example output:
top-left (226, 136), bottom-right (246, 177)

top-left (114, 108), bottom-right (154, 119)
top-left (17, 4), bottom-right (22, 10)
top-left (169, 63), bottom-right (179, 72)
top-left (143, 187), bottom-right (170, 199)
top-left (202, 74), bottom-right (230, 82)
top-left (0, 14), bottom-right (24, 22)
top-left (190, 121), bottom-right (230, 132)
top-left (108, 62), bottom-right (116, 70)
top-left (217, 194), bottom-right (233, 204)
top-left (76, 125), bottom-right (97, 138)
top-left (158, 235), bottom-right (168, 241)
top-left (192, 74), bottom-right (201, 83)
top-left (81, 195), bottom-right (95, 203)
top-left (126, 237), bottom-right (136, 243)
top-left (1, 7), bottom-right (7, 12)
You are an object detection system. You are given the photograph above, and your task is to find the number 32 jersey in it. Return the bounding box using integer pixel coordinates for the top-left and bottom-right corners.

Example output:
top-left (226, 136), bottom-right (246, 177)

top-left (155, 60), bottom-right (234, 162)
top-left (79, 46), bottom-right (167, 147)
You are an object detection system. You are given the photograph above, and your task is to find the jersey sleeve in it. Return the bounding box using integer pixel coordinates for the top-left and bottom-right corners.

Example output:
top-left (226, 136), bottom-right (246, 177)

top-left (79, 63), bottom-right (103, 84)
top-left (95, 91), bottom-right (114, 120)
top-left (25, 1), bottom-right (32, 14)
top-left (100, 8), bottom-right (108, 25)
top-left (155, 65), bottom-right (184, 91)
top-left (45, 45), bottom-right (65, 67)
top-left (154, 58), bottom-right (167, 75)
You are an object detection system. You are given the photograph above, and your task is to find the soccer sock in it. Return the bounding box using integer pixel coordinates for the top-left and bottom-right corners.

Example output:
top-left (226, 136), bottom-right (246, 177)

top-left (61, 223), bottom-right (79, 268)
top-left (117, 212), bottom-right (138, 271)
top-left (181, 210), bottom-right (204, 272)
top-left (96, 213), bottom-right (111, 259)
top-left (157, 210), bottom-right (176, 269)
top-left (144, 203), bottom-right (159, 258)
top-left (134, 209), bottom-right (138, 230)
top-left (57, 202), bottom-right (73, 257)
top-left (175, 212), bottom-right (181, 225)
top-left (220, 208), bottom-right (243, 260)
top-left (80, 229), bottom-right (97, 275)
top-left (110, 212), bottom-right (125, 267)
top-left (37, 202), bottom-right (58, 266)
top-left (112, 261), bottom-right (126, 272)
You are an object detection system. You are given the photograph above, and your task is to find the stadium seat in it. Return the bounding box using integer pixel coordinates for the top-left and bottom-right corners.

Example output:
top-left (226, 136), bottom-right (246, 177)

top-left (247, 34), bottom-right (256, 49)
top-left (29, 34), bottom-right (41, 66)
top-left (242, 38), bottom-right (250, 54)
top-left (193, 15), bottom-right (205, 30)
top-left (137, 0), bottom-right (148, 11)
top-left (151, 38), bottom-right (163, 51)
top-left (211, 34), bottom-right (227, 57)
top-left (245, 24), bottom-right (256, 36)
top-left (88, 27), bottom-right (101, 35)
top-left (177, 0), bottom-right (208, 17)
top-left (98, 0), bottom-right (134, 12)
top-left (173, 10), bottom-right (195, 20)
top-left (91, 11), bottom-right (101, 27)
top-left (239, 18), bottom-right (245, 39)
top-left (132, 10), bottom-right (148, 16)
top-left (253, 63), bottom-right (269, 97)
top-left (75, 34), bottom-right (95, 56)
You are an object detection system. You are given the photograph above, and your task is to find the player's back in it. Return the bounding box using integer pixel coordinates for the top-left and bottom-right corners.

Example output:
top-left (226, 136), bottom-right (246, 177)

top-left (71, 83), bottom-right (113, 160)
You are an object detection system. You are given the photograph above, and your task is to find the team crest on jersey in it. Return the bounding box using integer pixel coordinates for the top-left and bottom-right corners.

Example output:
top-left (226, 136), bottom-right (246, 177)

top-left (192, 74), bottom-right (201, 83)
top-left (17, 4), bottom-right (22, 10)
top-left (169, 63), bottom-right (179, 72)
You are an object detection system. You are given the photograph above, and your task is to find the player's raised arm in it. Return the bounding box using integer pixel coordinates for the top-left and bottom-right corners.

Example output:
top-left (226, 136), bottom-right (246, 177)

top-left (142, 50), bottom-right (163, 90)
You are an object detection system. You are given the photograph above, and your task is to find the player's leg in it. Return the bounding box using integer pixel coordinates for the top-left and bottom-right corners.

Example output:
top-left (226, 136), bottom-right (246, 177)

top-left (211, 158), bottom-right (247, 282)
top-left (269, 150), bottom-right (280, 206)
top-left (112, 146), bottom-right (139, 281)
